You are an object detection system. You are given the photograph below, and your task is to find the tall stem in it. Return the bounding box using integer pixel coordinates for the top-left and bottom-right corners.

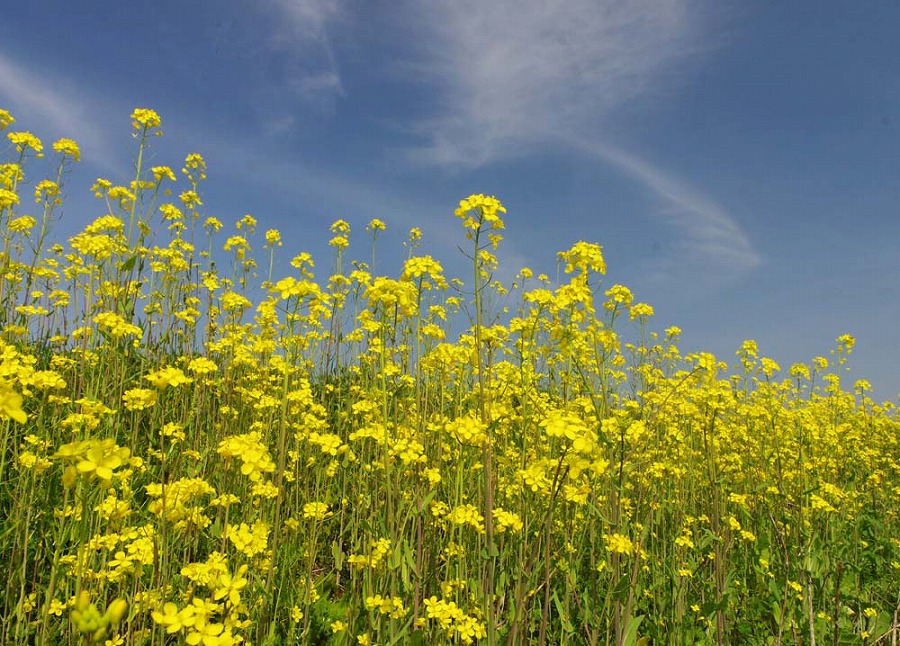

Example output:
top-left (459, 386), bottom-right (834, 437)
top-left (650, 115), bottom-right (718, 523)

top-left (472, 222), bottom-right (497, 644)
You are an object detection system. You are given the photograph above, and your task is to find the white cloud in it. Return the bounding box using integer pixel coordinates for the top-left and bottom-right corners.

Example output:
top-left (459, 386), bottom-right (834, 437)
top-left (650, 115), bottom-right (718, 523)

top-left (400, 0), bottom-right (758, 276)
top-left (272, 0), bottom-right (341, 40)
top-left (588, 143), bottom-right (762, 273)
top-left (0, 52), bottom-right (117, 169)
top-left (406, 0), bottom-right (700, 165)
top-left (265, 0), bottom-right (345, 108)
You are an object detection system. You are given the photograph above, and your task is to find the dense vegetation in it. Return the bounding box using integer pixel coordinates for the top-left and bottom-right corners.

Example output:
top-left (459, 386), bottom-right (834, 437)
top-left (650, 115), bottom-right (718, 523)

top-left (1, 108), bottom-right (899, 645)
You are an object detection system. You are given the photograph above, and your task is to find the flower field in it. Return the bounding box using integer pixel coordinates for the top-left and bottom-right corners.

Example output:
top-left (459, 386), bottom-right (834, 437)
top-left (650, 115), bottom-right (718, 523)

top-left (1, 108), bottom-right (899, 645)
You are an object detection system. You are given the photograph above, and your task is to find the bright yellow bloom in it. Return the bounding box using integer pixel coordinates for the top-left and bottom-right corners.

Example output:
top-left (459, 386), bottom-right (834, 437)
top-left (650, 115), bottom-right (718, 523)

top-left (218, 432), bottom-right (276, 482)
top-left (559, 240), bottom-right (606, 275)
top-left (183, 153), bottom-right (207, 178)
top-left (445, 414), bottom-right (488, 446)
top-left (493, 508), bottom-right (523, 533)
top-left (213, 564), bottom-right (249, 606)
top-left (0, 188), bottom-right (20, 210)
top-left (0, 381), bottom-right (27, 422)
top-left (10, 215), bottom-right (37, 233)
top-left (446, 504), bottom-right (485, 533)
top-left (604, 533), bottom-right (634, 556)
top-left (94, 312), bottom-right (143, 338)
top-left (7, 131), bottom-right (44, 155)
top-left (152, 165), bottom-right (176, 182)
top-left (54, 438), bottom-right (130, 484)
top-left (303, 501), bottom-right (331, 520)
top-left (225, 521), bottom-right (269, 557)
top-left (52, 138), bottom-right (81, 161)
top-left (187, 357), bottom-right (218, 375)
top-left (329, 235), bottom-right (349, 250)
top-left (179, 190), bottom-right (202, 208)
top-left (145, 366), bottom-right (193, 389)
top-left (264, 229), bottom-right (282, 246)
top-left (0, 109), bottom-right (14, 130)
top-left (131, 108), bottom-right (162, 131)
top-left (454, 193), bottom-right (506, 231)
top-left (236, 213), bottom-right (256, 232)
top-left (122, 388), bottom-right (157, 411)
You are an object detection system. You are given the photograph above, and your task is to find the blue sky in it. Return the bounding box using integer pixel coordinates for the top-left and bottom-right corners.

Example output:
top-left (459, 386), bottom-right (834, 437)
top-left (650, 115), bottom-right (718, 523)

top-left (2, 1), bottom-right (899, 401)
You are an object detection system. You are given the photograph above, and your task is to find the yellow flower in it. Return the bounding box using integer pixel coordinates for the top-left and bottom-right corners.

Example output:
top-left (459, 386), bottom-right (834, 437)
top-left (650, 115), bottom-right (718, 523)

top-left (217, 432), bottom-right (276, 482)
top-left (52, 138), bottom-right (81, 161)
top-left (94, 312), bottom-right (143, 338)
top-left (122, 388), bottom-right (157, 411)
top-left (492, 508), bottom-right (523, 533)
top-left (303, 501), bottom-right (331, 521)
top-left (8, 131), bottom-right (44, 156)
top-left (0, 188), bottom-right (20, 210)
top-left (185, 620), bottom-right (230, 646)
top-left (454, 194), bottom-right (506, 231)
top-left (225, 521), bottom-right (269, 557)
top-left (183, 153), bottom-right (207, 178)
top-left (445, 413), bottom-right (488, 446)
top-left (329, 235), bottom-right (349, 250)
top-left (629, 302), bottom-right (654, 320)
top-left (152, 165), bottom-right (176, 182)
top-left (187, 357), bottom-right (218, 375)
top-left (213, 564), bottom-right (249, 607)
top-left (446, 504), bottom-right (485, 533)
top-left (0, 109), bottom-right (14, 130)
top-left (559, 240), bottom-right (606, 275)
top-left (71, 439), bottom-right (131, 483)
top-left (604, 533), bottom-right (634, 556)
top-left (131, 108), bottom-right (162, 131)
top-left (604, 284), bottom-right (633, 308)
top-left (9, 215), bottom-right (37, 232)
top-left (265, 229), bottom-right (282, 246)
top-left (145, 366), bottom-right (193, 389)
top-left (179, 190), bottom-right (202, 208)
top-left (0, 381), bottom-right (27, 422)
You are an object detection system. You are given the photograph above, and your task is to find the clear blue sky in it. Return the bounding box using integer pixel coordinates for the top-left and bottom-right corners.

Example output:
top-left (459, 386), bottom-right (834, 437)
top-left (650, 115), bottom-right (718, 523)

top-left (2, 1), bottom-right (898, 401)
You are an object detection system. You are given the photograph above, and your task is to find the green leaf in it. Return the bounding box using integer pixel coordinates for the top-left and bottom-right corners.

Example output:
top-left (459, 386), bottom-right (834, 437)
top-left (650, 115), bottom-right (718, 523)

top-left (120, 255), bottom-right (137, 272)
top-left (621, 614), bottom-right (644, 646)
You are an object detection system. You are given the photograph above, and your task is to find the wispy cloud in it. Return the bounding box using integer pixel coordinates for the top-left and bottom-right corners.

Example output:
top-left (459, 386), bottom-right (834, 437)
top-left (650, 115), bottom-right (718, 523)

top-left (401, 0), bottom-right (758, 276)
top-left (586, 142), bottom-right (762, 273)
top-left (272, 0), bottom-right (341, 40)
top-left (262, 0), bottom-right (345, 110)
top-left (405, 0), bottom-right (700, 165)
top-left (0, 52), bottom-right (117, 169)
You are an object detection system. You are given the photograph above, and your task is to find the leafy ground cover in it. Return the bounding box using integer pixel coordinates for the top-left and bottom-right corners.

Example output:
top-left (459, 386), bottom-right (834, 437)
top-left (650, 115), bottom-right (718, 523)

top-left (1, 108), bottom-right (899, 645)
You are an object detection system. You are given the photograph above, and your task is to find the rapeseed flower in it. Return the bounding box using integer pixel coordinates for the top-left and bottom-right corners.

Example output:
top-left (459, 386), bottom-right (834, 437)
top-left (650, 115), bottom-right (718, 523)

top-left (144, 366), bottom-right (192, 389)
top-left (225, 521), bottom-right (269, 558)
top-left (4, 112), bottom-right (899, 645)
top-left (604, 533), bottom-right (635, 556)
top-left (213, 565), bottom-right (249, 607)
top-left (131, 108), bottom-right (162, 131)
top-left (52, 137), bottom-right (81, 161)
top-left (0, 187), bottom-right (20, 210)
top-left (302, 501), bottom-right (331, 520)
top-left (0, 380), bottom-right (27, 422)
top-left (217, 432), bottom-right (276, 482)
top-left (7, 131), bottom-right (44, 156)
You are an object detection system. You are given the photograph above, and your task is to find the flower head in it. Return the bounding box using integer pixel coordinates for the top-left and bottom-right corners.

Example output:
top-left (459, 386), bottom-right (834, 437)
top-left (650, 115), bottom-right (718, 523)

top-left (131, 108), bottom-right (162, 132)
